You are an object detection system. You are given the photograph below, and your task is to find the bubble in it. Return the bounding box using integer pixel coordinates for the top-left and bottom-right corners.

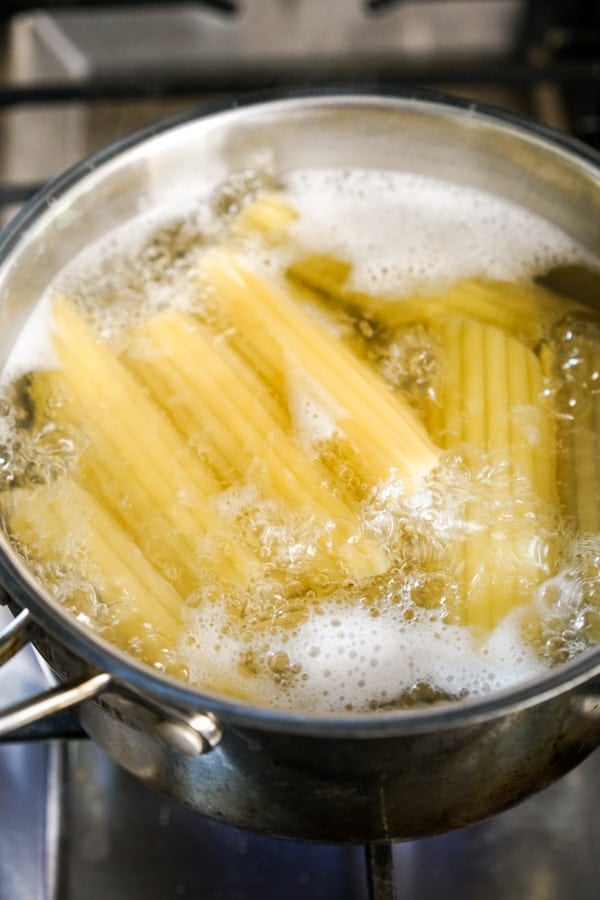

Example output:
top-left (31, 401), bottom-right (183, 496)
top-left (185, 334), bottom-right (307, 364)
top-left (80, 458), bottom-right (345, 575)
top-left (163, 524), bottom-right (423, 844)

top-left (2, 164), bottom-right (597, 714)
top-left (284, 169), bottom-right (586, 299)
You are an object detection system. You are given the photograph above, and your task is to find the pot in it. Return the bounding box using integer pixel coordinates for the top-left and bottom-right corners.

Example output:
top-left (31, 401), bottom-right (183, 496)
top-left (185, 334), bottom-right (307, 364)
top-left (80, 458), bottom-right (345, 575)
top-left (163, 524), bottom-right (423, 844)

top-left (0, 91), bottom-right (598, 844)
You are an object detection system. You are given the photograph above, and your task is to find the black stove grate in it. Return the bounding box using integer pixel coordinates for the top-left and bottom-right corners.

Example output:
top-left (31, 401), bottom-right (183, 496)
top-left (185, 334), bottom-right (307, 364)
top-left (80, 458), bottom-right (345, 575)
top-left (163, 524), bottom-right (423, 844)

top-left (0, 0), bottom-right (598, 214)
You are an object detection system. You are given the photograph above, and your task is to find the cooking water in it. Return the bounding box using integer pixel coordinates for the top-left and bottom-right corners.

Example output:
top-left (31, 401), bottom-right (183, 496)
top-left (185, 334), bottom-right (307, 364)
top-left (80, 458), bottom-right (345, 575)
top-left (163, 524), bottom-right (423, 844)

top-left (1, 168), bottom-right (599, 714)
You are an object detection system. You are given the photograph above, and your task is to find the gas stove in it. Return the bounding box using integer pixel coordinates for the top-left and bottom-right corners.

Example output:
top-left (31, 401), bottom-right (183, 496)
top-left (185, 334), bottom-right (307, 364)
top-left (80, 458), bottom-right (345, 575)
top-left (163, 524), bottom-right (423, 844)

top-left (0, 3), bottom-right (598, 899)
top-left (2, 610), bottom-right (598, 900)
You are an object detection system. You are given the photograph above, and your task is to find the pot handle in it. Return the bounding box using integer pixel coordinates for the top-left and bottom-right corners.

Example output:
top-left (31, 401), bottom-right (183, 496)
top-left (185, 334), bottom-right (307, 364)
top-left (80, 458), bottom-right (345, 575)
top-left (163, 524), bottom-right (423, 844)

top-left (0, 672), bottom-right (111, 739)
top-left (0, 608), bottom-right (222, 755)
top-left (0, 608), bottom-right (34, 665)
top-left (0, 607), bottom-right (111, 739)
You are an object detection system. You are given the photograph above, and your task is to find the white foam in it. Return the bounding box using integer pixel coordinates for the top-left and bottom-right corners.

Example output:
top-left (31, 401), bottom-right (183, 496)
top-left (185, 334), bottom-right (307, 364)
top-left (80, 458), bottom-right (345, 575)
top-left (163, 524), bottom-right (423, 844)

top-left (1, 293), bottom-right (57, 386)
top-left (2, 165), bottom-right (595, 712)
top-left (285, 169), bottom-right (587, 297)
top-left (179, 598), bottom-right (546, 713)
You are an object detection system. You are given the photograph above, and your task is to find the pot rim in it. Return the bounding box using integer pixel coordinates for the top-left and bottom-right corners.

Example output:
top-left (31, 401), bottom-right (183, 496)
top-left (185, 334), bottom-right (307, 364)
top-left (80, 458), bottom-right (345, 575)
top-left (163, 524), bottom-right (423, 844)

top-left (0, 86), bottom-right (599, 739)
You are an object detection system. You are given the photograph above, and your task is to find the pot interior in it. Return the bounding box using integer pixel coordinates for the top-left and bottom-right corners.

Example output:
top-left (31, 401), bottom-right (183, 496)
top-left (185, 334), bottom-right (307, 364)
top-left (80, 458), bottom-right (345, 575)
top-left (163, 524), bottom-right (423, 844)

top-left (0, 93), bottom-right (599, 726)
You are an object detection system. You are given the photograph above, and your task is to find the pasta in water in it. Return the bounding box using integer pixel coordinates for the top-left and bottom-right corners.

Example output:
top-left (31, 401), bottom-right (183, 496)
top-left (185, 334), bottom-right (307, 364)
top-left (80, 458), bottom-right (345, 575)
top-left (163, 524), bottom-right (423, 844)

top-left (1, 169), bottom-right (599, 713)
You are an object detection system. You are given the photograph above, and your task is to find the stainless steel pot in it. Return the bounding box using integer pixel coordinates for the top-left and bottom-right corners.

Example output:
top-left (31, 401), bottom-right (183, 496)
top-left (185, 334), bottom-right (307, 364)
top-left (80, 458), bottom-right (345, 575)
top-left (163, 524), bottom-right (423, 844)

top-left (0, 91), bottom-right (598, 844)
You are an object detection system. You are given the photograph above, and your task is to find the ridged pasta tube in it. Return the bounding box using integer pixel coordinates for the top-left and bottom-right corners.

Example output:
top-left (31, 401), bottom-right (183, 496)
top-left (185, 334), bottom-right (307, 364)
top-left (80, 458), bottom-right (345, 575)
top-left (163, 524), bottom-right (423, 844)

top-left (3, 479), bottom-right (183, 667)
top-left (49, 297), bottom-right (258, 591)
top-left (286, 253), bottom-right (353, 301)
top-left (287, 253), bottom-right (580, 342)
top-left (431, 316), bottom-right (557, 628)
top-left (124, 311), bottom-right (390, 579)
top-left (199, 251), bottom-right (441, 494)
top-left (28, 372), bottom-right (212, 597)
top-left (285, 253), bottom-right (441, 330)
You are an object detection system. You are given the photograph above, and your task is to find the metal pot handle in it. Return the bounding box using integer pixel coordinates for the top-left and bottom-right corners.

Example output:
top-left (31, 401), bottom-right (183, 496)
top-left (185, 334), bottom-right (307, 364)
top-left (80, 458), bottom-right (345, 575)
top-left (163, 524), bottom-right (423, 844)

top-left (0, 607), bottom-right (222, 755)
top-left (0, 608), bottom-right (34, 665)
top-left (0, 607), bottom-right (111, 739)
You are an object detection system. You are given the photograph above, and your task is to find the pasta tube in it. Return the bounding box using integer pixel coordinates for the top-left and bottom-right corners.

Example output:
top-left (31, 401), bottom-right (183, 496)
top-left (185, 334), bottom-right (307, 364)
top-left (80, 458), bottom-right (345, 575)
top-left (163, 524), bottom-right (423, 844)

top-left (287, 254), bottom-right (580, 342)
top-left (286, 253), bottom-right (444, 331)
top-left (428, 279), bottom-right (580, 343)
top-left (431, 317), bottom-right (556, 628)
top-left (124, 311), bottom-right (390, 579)
top-left (286, 253), bottom-right (353, 301)
top-left (3, 479), bottom-right (182, 667)
top-left (49, 297), bottom-right (258, 590)
top-left (199, 251), bottom-right (441, 494)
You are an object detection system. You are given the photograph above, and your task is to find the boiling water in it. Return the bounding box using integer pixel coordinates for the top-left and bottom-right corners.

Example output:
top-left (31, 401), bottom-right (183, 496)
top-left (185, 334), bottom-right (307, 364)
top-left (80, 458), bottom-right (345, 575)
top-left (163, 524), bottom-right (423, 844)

top-left (1, 168), bottom-right (599, 714)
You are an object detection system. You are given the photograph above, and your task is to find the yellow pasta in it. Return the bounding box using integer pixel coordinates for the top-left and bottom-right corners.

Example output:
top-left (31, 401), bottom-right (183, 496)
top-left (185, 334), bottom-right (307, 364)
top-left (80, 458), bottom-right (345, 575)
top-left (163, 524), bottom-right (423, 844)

top-left (123, 311), bottom-right (390, 579)
top-left (199, 250), bottom-right (441, 494)
top-left (287, 253), bottom-right (353, 301)
top-left (4, 175), bottom-right (600, 713)
top-left (430, 316), bottom-right (557, 628)
top-left (277, 250), bottom-right (566, 633)
top-left (3, 479), bottom-right (182, 666)
top-left (429, 279), bottom-right (580, 342)
top-left (287, 253), bottom-right (580, 341)
top-left (233, 193), bottom-right (299, 243)
top-left (50, 297), bottom-right (258, 590)
top-left (286, 253), bottom-right (442, 330)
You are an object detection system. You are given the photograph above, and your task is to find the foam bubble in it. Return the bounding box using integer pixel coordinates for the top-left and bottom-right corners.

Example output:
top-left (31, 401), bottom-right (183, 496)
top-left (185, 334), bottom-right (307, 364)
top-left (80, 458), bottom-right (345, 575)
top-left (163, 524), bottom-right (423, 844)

top-left (285, 169), bottom-right (588, 297)
top-left (179, 596), bottom-right (547, 713)
top-left (1, 293), bottom-right (57, 386)
top-left (2, 165), bottom-right (596, 712)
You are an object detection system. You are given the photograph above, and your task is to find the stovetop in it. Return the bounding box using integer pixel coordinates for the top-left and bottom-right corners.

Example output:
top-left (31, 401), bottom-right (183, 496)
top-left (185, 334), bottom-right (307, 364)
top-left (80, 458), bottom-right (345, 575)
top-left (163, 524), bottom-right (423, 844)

top-left (1, 605), bottom-right (599, 900)
top-left (0, 3), bottom-right (599, 898)
top-left (58, 745), bottom-right (600, 900)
